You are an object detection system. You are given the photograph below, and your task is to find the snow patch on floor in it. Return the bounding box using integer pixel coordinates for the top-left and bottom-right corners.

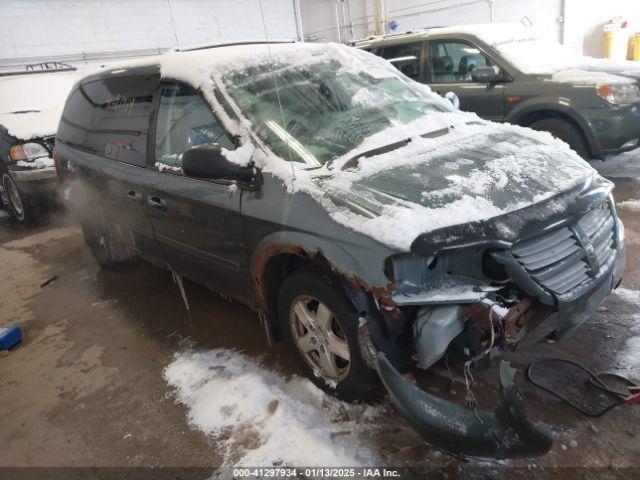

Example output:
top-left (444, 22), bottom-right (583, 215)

top-left (614, 287), bottom-right (640, 306)
top-left (612, 288), bottom-right (640, 377)
top-left (164, 349), bottom-right (382, 466)
top-left (618, 199), bottom-right (640, 212)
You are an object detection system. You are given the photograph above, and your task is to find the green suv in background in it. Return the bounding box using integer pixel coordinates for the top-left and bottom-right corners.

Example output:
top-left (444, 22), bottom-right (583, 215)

top-left (354, 23), bottom-right (640, 159)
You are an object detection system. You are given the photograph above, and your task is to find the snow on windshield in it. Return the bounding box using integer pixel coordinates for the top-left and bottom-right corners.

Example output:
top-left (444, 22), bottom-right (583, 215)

top-left (0, 71), bottom-right (78, 139)
top-left (221, 44), bottom-right (451, 165)
top-left (469, 23), bottom-right (640, 78)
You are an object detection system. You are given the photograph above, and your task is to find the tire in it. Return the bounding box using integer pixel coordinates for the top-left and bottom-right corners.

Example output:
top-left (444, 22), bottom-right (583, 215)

top-left (80, 217), bottom-right (129, 269)
top-left (529, 118), bottom-right (591, 159)
top-left (1, 172), bottom-right (34, 223)
top-left (278, 269), bottom-right (379, 402)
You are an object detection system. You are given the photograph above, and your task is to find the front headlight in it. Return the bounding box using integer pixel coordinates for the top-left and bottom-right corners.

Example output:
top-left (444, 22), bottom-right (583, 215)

top-left (9, 142), bottom-right (50, 163)
top-left (597, 82), bottom-right (640, 106)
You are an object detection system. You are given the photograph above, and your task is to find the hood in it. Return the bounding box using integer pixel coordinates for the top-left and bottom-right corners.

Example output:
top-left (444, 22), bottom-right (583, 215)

top-left (317, 120), bottom-right (596, 251)
top-left (563, 60), bottom-right (640, 82)
top-left (547, 68), bottom-right (639, 85)
top-left (0, 71), bottom-right (77, 140)
top-left (0, 109), bottom-right (61, 140)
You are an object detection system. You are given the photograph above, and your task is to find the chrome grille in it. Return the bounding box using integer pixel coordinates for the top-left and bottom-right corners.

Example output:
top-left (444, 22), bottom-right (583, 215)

top-left (41, 136), bottom-right (55, 155)
top-left (512, 205), bottom-right (616, 297)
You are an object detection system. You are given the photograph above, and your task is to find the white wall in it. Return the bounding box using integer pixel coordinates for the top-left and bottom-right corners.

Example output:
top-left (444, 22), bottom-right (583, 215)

top-left (301, 0), bottom-right (640, 58)
top-left (0, 0), bottom-right (299, 65)
top-left (564, 0), bottom-right (640, 58)
top-left (301, 0), bottom-right (562, 43)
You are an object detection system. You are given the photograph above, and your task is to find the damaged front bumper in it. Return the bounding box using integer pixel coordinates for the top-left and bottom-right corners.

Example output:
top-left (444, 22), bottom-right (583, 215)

top-left (375, 353), bottom-right (553, 458)
top-left (360, 207), bottom-right (625, 459)
top-left (7, 166), bottom-right (58, 199)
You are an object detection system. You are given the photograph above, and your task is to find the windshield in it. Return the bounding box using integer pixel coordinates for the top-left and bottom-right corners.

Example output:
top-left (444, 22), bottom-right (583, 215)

top-left (491, 36), bottom-right (590, 74)
top-left (222, 47), bottom-right (450, 165)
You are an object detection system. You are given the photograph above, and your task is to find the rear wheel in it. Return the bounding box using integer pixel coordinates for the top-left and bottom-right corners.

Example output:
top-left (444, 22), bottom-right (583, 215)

top-left (529, 118), bottom-right (591, 159)
top-left (278, 270), bottom-right (379, 402)
top-left (80, 217), bottom-right (129, 269)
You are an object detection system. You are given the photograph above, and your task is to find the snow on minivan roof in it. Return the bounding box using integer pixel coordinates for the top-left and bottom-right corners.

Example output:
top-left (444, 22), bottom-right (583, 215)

top-left (84, 42), bottom-right (326, 81)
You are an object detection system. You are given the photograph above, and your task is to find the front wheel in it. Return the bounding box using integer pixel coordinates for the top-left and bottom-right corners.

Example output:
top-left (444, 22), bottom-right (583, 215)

top-left (529, 118), bottom-right (591, 159)
top-left (1, 172), bottom-right (33, 223)
top-left (278, 270), bottom-right (379, 402)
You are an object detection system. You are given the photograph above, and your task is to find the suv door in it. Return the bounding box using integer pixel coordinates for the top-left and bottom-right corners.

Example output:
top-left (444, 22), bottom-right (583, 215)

top-left (145, 82), bottom-right (252, 299)
top-left (426, 38), bottom-right (505, 121)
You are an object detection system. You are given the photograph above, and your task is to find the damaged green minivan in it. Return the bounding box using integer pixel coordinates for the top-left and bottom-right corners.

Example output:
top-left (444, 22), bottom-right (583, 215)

top-left (55, 42), bottom-right (626, 459)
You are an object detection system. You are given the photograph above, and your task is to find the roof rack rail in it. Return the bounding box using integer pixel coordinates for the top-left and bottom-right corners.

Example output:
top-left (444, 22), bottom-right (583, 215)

top-left (351, 28), bottom-right (431, 45)
top-left (175, 39), bottom-right (296, 52)
top-left (0, 61), bottom-right (76, 77)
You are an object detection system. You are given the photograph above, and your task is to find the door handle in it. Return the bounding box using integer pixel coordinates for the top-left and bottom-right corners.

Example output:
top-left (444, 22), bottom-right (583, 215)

top-left (127, 190), bottom-right (144, 205)
top-left (147, 196), bottom-right (168, 212)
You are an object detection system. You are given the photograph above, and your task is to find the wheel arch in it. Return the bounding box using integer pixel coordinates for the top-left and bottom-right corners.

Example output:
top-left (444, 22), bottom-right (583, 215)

top-left (508, 103), bottom-right (597, 157)
top-left (250, 232), bottom-right (380, 342)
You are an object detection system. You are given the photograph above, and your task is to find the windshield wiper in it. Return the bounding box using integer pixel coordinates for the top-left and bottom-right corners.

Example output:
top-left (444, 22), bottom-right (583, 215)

top-left (339, 126), bottom-right (451, 171)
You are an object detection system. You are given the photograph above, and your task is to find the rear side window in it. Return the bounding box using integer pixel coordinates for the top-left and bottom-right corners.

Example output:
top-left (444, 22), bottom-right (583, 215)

top-left (58, 73), bottom-right (159, 166)
top-left (379, 42), bottom-right (423, 80)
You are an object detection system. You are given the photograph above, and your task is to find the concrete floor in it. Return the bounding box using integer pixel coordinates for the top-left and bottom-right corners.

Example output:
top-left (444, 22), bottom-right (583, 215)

top-left (0, 175), bottom-right (639, 474)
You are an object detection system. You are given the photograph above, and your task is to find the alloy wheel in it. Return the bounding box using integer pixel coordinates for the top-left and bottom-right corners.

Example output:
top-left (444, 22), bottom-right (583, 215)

top-left (289, 295), bottom-right (351, 381)
top-left (2, 174), bottom-right (25, 221)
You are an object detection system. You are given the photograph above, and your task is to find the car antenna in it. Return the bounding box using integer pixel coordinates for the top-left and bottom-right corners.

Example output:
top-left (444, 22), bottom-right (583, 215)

top-left (257, 0), bottom-right (296, 182)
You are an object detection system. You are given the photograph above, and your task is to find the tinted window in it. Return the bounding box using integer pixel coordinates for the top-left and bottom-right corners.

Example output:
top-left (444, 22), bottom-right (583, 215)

top-left (58, 73), bottom-right (159, 166)
top-left (155, 83), bottom-right (235, 172)
top-left (380, 42), bottom-right (423, 80)
top-left (429, 40), bottom-right (489, 83)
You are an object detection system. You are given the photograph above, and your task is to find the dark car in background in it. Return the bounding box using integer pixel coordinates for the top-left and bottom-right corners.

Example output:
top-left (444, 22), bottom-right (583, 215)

top-left (56, 42), bottom-right (625, 458)
top-left (354, 23), bottom-right (640, 159)
top-left (0, 66), bottom-right (77, 222)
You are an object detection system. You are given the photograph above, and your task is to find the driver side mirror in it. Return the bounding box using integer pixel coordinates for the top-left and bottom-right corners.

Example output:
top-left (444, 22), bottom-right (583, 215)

top-left (471, 66), bottom-right (501, 83)
top-left (182, 144), bottom-right (256, 184)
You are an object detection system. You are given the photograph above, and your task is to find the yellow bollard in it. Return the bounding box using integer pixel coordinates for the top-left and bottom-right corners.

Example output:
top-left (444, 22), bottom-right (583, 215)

top-left (604, 27), bottom-right (629, 60)
top-left (631, 33), bottom-right (640, 61)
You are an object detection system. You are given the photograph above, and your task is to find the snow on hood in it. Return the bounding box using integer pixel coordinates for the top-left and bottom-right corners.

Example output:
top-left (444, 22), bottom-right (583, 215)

top-left (0, 71), bottom-right (78, 139)
top-left (461, 23), bottom-right (640, 80)
top-left (550, 69), bottom-right (636, 85)
top-left (310, 114), bottom-right (595, 250)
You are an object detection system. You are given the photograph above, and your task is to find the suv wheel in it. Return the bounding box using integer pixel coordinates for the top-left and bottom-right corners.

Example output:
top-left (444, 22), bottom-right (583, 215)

top-left (529, 118), bottom-right (590, 159)
top-left (278, 270), bottom-right (379, 402)
top-left (1, 172), bottom-right (32, 223)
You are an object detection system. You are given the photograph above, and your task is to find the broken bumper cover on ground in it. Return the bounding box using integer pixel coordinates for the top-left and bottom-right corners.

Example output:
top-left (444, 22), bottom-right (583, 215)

top-left (375, 353), bottom-right (553, 459)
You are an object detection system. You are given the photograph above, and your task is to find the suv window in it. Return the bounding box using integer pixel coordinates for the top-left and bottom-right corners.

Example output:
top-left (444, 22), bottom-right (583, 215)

top-left (154, 83), bottom-right (235, 171)
top-left (429, 40), bottom-right (489, 83)
top-left (379, 42), bottom-right (423, 80)
top-left (58, 74), bottom-right (159, 166)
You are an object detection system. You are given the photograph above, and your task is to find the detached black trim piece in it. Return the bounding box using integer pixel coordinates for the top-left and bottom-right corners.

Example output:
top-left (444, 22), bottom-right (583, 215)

top-left (375, 353), bottom-right (553, 459)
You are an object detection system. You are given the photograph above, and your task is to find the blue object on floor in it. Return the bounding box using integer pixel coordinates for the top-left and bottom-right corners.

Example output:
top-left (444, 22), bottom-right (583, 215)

top-left (0, 325), bottom-right (22, 350)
